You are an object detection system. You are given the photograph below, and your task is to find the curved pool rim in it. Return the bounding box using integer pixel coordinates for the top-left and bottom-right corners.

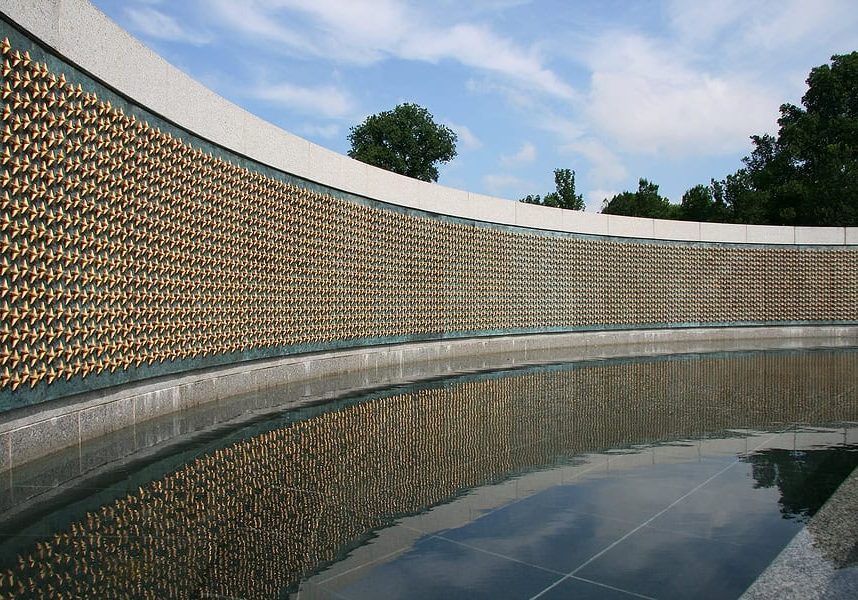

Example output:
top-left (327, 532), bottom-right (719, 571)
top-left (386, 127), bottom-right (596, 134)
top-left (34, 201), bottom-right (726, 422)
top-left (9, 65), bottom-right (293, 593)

top-left (1, 324), bottom-right (856, 472)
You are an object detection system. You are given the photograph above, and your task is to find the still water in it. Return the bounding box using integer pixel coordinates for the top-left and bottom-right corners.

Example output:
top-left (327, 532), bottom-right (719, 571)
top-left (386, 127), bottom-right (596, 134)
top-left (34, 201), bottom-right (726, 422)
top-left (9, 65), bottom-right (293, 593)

top-left (0, 349), bottom-right (857, 599)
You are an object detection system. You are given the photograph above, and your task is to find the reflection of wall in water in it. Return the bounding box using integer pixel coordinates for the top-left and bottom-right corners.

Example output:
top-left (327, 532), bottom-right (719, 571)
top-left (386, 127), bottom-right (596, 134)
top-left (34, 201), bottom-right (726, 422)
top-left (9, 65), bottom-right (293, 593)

top-left (2, 351), bottom-right (857, 597)
top-left (1, 27), bottom-right (856, 410)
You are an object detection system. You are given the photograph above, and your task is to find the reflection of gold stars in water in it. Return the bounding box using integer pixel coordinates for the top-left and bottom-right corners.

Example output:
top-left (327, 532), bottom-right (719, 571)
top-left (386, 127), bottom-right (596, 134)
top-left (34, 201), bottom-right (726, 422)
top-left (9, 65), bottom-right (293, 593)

top-left (0, 352), bottom-right (856, 597)
top-left (0, 36), bottom-right (856, 398)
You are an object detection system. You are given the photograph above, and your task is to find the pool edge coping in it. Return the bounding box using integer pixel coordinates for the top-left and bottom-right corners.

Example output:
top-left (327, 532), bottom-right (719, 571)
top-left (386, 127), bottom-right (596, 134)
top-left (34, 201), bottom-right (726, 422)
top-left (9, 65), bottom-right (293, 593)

top-left (1, 324), bottom-right (857, 473)
top-left (742, 465), bottom-right (858, 599)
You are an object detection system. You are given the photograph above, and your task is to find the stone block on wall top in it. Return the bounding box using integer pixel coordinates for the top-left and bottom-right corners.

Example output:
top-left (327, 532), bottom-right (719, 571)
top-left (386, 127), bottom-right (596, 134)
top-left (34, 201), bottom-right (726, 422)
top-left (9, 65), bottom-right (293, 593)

top-left (306, 143), bottom-right (369, 199)
top-left (606, 214), bottom-right (655, 239)
top-left (563, 210), bottom-right (609, 236)
top-left (515, 201), bottom-right (565, 231)
top-left (464, 192), bottom-right (517, 226)
top-left (746, 225), bottom-right (795, 244)
top-left (795, 227), bottom-right (845, 245)
top-left (652, 218), bottom-right (700, 241)
top-left (699, 222), bottom-right (747, 243)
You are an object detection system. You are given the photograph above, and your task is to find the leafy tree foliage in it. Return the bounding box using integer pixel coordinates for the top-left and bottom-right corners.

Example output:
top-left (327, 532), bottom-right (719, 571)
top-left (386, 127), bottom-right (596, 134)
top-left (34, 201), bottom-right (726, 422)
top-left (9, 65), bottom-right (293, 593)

top-left (347, 103), bottom-right (457, 182)
top-left (520, 168), bottom-right (585, 210)
top-left (679, 182), bottom-right (729, 222)
top-left (601, 178), bottom-right (678, 219)
top-left (604, 53), bottom-right (858, 225)
top-left (712, 52), bottom-right (858, 226)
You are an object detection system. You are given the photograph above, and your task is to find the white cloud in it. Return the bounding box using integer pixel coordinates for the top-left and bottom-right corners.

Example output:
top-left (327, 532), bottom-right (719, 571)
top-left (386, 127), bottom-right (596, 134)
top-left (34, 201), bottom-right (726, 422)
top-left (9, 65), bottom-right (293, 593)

top-left (253, 82), bottom-right (354, 118)
top-left (666, 0), bottom-right (748, 44)
top-left (483, 173), bottom-right (530, 196)
top-left (125, 7), bottom-right (211, 45)
top-left (465, 77), bottom-right (543, 113)
top-left (437, 0), bottom-right (533, 17)
top-left (667, 0), bottom-right (858, 62)
top-left (207, 0), bottom-right (318, 56)
top-left (260, 0), bottom-right (410, 65)
top-left (585, 189), bottom-right (617, 213)
top-left (584, 34), bottom-right (780, 157)
top-left (501, 141), bottom-right (536, 166)
top-left (520, 0), bottom-right (858, 188)
top-left (536, 112), bottom-right (584, 141)
top-left (207, 0), bottom-right (575, 99)
top-left (301, 123), bottom-right (340, 138)
top-left (740, 0), bottom-right (858, 52)
top-left (444, 121), bottom-right (482, 150)
top-left (563, 138), bottom-right (627, 186)
top-left (402, 24), bottom-right (576, 99)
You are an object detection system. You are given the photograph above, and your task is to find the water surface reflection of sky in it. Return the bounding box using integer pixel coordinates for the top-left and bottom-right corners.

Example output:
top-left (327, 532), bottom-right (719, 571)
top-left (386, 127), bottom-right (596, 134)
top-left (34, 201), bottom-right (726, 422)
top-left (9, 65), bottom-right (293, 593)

top-left (0, 349), bottom-right (856, 599)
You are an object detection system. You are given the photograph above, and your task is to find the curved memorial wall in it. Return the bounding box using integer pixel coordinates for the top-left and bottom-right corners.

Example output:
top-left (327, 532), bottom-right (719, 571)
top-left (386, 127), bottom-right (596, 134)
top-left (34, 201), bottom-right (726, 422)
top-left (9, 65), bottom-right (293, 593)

top-left (0, 0), bottom-right (856, 421)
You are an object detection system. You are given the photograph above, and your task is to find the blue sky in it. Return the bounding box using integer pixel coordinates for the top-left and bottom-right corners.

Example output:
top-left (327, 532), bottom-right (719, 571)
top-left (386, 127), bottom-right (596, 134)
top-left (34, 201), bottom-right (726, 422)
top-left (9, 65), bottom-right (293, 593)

top-left (91, 0), bottom-right (858, 211)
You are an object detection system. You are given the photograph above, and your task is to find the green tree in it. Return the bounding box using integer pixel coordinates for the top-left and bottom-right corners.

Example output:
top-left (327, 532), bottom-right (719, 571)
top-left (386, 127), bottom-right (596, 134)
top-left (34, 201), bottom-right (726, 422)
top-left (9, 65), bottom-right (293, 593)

top-left (719, 167), bottom-right (771, 224)
top-left (601, 178), bottom-right (679, 219)
top-left (678, 181), bottom-right (729, 222)
top-left (721, 52), bottom-right (858, 225)
top-left (347, 103), bottom-right (457, 182)
top-left (519, 168), bottom-right (585, 210)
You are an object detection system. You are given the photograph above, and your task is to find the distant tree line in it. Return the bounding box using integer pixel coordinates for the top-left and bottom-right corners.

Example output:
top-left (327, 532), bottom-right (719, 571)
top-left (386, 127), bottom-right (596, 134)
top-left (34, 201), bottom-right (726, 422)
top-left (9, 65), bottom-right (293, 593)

top-left (520, 168), bottom-right (585, 210)
top-left (347, 53), bottom-right (855, 226)
top-left (602, 51), bottom-right (858, 226)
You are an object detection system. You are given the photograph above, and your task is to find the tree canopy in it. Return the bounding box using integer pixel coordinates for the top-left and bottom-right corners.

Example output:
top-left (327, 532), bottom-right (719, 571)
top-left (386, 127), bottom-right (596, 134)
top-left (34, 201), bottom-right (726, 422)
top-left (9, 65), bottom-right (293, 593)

top-left (598, 52), bottom-right (858, 226)
top-left (520, 168), bottom-right (585, 210)
top-left (601, 179), bottom-right (677, 219)
top-left (347, 103), bottom-right (457, 183)
top-left (679, 182), bottom-right (729, 223)
top-left (719, 51), bottom-right (858, 226)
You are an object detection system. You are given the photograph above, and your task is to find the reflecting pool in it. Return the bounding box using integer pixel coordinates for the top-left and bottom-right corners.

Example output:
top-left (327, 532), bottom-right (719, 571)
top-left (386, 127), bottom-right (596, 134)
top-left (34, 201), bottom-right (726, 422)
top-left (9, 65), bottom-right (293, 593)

top-left (1, 348), bottom-right (857, 599)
